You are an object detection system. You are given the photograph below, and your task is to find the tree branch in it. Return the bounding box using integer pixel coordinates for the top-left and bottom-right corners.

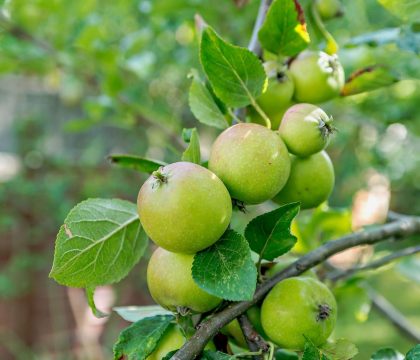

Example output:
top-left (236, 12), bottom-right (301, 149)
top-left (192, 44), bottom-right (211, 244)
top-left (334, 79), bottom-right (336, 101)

top-left (238, 314), bottom-right (269, 359)
top-left (172, 216), bottom-right (420, 360)
top-left (368, 287), bottom-right (420, 343)
top-left (247, 0), bottom-right (271, 56)
top-left (327, 245), bottom-right (420, 282)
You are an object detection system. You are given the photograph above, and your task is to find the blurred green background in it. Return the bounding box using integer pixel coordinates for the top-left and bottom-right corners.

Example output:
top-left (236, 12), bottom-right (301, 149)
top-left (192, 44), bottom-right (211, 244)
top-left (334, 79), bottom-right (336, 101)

top-left (0, 0), bottom-right (419, 359)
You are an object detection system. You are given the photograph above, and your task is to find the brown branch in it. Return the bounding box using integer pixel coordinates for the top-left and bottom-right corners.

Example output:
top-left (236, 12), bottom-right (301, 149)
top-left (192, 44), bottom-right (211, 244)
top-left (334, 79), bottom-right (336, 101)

top-left (237, 314), bottom-right (269, 359)
top-left (172, 216), bottom-right (420, 360)
top-left (368, 287), bottom-right (420, 343)
top-left (328, 245), bottom-right (420, 282)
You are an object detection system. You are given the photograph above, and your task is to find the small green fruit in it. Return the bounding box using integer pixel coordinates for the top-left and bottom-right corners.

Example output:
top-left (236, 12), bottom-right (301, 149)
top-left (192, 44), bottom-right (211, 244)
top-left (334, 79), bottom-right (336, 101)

top-left (273, 151), bottom-right (335, 210)
top-left (315, 0), bottom-right (343, 20)
top-left (222, 319), bottom-right (248, 348)
top-left (147, 324), bottom-right (215, 359)
top-left (279, 103), bottom-right (334, 157)
top-left (209, 123), bottom-right (291, 204)
top-left (261, 277), bottom-right (337, 350)
top-left (289, 51), bottom-right (345, 104)
top-left (138, 162), bottom-right (232, 254)
top-left (147, 248), bottom-right (222, 313)
top-left (146, 324), bottom-right (185, 360)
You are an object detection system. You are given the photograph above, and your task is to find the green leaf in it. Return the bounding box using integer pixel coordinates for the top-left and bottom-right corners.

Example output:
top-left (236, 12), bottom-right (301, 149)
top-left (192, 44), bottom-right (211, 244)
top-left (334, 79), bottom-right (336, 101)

top-left (378, 0), bottom-right (420, 23)
top-left (303, 340), bottom-right (321, 360)
top-left (50, 198), bottom-right (148, 288)
top-left (113, 305), bottom-right (172, 323)
top-left (200, 26), bottom-right (267, 107)
top-left (321, 339), bottom-right (359, 360)
top-left (192, 230), bottom-right (257, 301)
top-left (188, 72), bottom-right (229, 129)
top-left (87, 287), bottom-right (108, 318)
top-left (258, 0), bottom-right (310, 56)
top-left (181, 128), bottom-right (201, 164)
top-left (201, 351), bottom-right (234, 360)
top-left (108, 154), bottom-right (166, 174)
top-left (244, 203), bottom-right (299, 261)
top-left (398, 255), bottom-right (420, 284)
top-left (113, 315), bottom-right (175, 360)
top-left (371, 348), bottom-right (404, 360)
top-left (341, 66), bottom-right (399, 96)
top-left (406, 345), bottom-right (420, 359)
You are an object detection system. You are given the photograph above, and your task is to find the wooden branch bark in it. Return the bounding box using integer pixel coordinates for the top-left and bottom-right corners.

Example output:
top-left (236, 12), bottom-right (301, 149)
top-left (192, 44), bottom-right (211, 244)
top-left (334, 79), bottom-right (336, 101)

top-left (328, 245), bottom-right (420, 282)
top-left (238, 314), bottom-right (269, 359)
top-left (172, 215), bottom-right (420, 360)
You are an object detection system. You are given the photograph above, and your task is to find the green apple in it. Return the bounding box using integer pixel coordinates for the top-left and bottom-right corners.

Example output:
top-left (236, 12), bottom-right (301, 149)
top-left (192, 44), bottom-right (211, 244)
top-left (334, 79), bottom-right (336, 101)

top-left (147, 247), bottom-right (222, 313)
top-left (315, 0), bottom-right (343, 20)
top-left (138, 162), bottom-right (232, 254)
top-left (147, 324), bottom-right (215, 359)
top-left (279, 103), bottom-right (334, 157)
top-left (250, 64), bottom-right (295, 130)
top-left (289, 51), bottom-right (345, 104)
top-left (208, 123), bottom-right (291, 204)
top-left (261, 277), bottom-right (337, 350)
top-left (273, 151), bottom-right (335, 210)
top-left (147, 324), bottom-right (185, 360)
top-left (248, 105), bottom-right (288, 131)
top-left (222, 319), bottom-right (247, 348)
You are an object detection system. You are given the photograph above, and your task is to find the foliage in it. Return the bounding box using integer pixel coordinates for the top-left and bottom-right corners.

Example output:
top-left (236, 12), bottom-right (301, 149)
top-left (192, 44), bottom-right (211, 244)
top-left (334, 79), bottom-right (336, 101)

top-left (0, 0), bottom-right (420, 358)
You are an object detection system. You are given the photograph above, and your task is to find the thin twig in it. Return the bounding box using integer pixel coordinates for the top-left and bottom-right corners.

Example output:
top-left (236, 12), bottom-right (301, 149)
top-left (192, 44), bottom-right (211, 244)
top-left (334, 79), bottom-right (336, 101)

top-left (327, 245), bottom-right (420, 282)
top-left (247, 0), bottom-right (272, 56)
top-left (172, 216), bottom-right (420, 360)
top-left (238, 314), bottom-right (269, 359)
top-left (368, 287), bottom-right (420, 343)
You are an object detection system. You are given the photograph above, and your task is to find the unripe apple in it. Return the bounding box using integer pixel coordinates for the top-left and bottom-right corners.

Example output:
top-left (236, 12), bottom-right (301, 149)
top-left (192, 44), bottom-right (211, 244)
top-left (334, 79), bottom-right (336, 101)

top-left (273, 151), bottom-right (335, 209)
top-left (279, 103), bottom-right (334, 157)
top-left (315, 0), bottom-right (343, 20)
top-left (289, 51), bottom-right (345, 104)
top-left (208, 123), bottom-right (291, 204)
top-left (147, 247), bottom-right (222, 313)
top-left (146, 324), bottom-right (184, 360)
top-left (138, 162), bottom-right (232, 254)
top-left (250, 65), bottom-right (295, 130)
top-left (147, 324), bottom-right (215, 359)
top-left (261, 277), bottom-right (337, 350)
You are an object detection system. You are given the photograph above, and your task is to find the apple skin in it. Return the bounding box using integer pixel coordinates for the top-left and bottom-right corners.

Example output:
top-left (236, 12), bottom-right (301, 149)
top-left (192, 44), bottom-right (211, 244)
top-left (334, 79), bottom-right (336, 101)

top-left (146, 324), bottom-right (185, 360)
top-left (147, 247), bottom-right (222, 313)
top-left (279, 103), bottom-right (334, 157)
top-left (261, 277), bottom-right (337, 350)
top-left (289, 51), bottom-right (345, 104)
top-left (273, 151), bottom-right (335, 210)
top-left (250, 68), bottom-right (294, 130)
top-left (208, 123), bottom-right (291, 204)
top-left (147, 324), bottom-right (215, 359)
top-left (138, 162), bottom-right (232, 254)
top-left (315, 0), bottom-right (343, 20)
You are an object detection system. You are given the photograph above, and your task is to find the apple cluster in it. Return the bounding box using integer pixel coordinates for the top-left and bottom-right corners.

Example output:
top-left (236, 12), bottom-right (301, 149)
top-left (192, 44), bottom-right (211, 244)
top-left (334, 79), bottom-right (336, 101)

top-left (136, 51), bottom-right (342, 357)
